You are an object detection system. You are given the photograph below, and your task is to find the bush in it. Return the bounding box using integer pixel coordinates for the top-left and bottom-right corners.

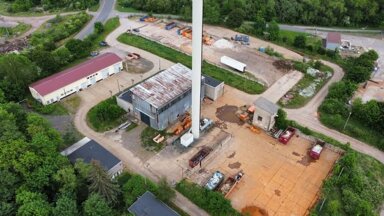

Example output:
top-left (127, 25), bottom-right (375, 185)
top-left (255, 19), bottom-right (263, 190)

top-left (94, 22), bottom-right (104, 34)
top-left (87, 97), bottom-right (126, 132)
top-left (275, 109), bottom-right (288, 129)
top-left (176, 180), bottom-right (240, 216)
top-left (293, 35), bottom-right (306, 48)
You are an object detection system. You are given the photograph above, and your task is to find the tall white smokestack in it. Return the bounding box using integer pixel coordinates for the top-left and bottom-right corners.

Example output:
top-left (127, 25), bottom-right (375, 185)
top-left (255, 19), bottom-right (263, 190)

top-left (191, 0), bottom-right (203, 139)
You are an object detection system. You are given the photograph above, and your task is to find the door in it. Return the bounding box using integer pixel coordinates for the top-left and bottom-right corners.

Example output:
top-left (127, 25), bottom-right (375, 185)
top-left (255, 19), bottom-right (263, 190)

top-left (140, 112), bottom-right (150, 126)
top-left (90, 77), bottom-right (96, 85)
top-left (81, 82), bottom-right (88, 89)
top-left (101, 69), bottom-right (109, 79)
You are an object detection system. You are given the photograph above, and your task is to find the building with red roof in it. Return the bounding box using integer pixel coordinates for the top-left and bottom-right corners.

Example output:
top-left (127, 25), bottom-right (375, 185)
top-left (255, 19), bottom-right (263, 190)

top-left (324, 32), bottom-right (342, 50)
top-left (29, 52), bottom-right (123, 105)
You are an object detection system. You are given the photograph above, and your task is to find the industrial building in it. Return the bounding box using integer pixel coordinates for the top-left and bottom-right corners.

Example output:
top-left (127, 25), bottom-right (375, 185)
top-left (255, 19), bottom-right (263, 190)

top-left (29, 53), bottom-right (123, 105)
top-left (204, 76), bottom-right (224, 101)
top-left (128, 191), bottom-right (180, 216)
top-left (252, 97), bottom-right (279, 131)
top-left (324, 32), bottom-right (341, 50)
top-left (117, 63), bottom-right (223, 130)
top-left (61, 137), bottom-right (123, 178)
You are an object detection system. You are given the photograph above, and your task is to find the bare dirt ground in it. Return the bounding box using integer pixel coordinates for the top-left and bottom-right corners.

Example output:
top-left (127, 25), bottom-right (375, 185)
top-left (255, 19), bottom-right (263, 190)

top-left (128, 19), bottom-right (301, 86)
top-left (354, 80), bottom-right (384, 103)
top-left (198, 89), bottom-right (340, 216)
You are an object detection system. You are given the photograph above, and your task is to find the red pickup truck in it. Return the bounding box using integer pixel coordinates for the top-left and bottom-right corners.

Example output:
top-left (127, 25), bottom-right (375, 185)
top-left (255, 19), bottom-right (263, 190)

top-left (278, 127), bottom-right (296, 144)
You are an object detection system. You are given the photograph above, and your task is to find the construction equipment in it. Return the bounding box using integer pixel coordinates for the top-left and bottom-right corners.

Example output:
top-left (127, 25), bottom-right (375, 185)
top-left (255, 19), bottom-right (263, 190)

top-left (165, 22), bottom-right (177, 30)
top-left (232, 34), bottom-right (250, 45)
top-left (182, 29), bottom-right (192, 39)
top-left (203, 34), bottom-right (214, 45)
top-left (205, 171), bottom-right (224, 190)
top-left (139, 15), bottom-right (157, 22)
top-left (189, 147), bottom-right (212, 168)
top-left (219, 171), bottom-right (244, 197)
top-left (278, 127), bottom-right (296, 144)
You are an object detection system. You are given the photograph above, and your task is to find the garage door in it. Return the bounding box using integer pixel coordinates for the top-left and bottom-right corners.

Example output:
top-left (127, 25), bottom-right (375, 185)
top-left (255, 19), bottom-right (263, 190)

top-left (90, 77), bottom-right (96, 85)
top-left (101, 69), bottom-right (109, 79)
top-left (140, 112), bottom-right (150, 126)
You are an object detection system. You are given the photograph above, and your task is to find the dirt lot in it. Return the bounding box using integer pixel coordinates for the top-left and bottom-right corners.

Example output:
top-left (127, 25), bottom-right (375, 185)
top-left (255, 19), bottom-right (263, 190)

top-left (128, 18), bottom-right (302, 86)
top-left (354, 80), bottom-right (384, 103)
top-left (197, 87), bottom-right (340, 216)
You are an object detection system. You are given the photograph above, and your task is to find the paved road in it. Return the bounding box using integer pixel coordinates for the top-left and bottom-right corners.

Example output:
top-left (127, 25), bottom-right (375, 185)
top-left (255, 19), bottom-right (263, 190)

top-left (73, 18), bottom-right (209, 216)
top-left (75, 0), bottom-right (115, 39)
top-left (279, 24), bottom-right (383, 34)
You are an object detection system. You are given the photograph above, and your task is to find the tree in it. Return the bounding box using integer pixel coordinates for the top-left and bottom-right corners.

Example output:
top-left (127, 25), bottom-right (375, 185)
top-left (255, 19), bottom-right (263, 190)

top-left (293, 35), bottom-right (306, 48)
top-left (53, 167), bottom-right (77, 194)
top-left (83, 193), bottom-right (114, 216)
top-left (267, 20), bottom-right (280, 41)
top-left (204, 0), bottom-right (221, 24)
top-left (65, 39), bottom-right (92, 58)
top-left (275, 109), bottom-right (288, 129)
top-left (94, 22), bottom-right (104, 34)
top-left (0, 54), bottom-right (39, 102)
top-left (16, 191), bottom-right (51, 216)
top-left (53, 195), bottom-right (78, 216)
top-left (88, 160), bottom-right (120, 204)
top-left (327, 81), bottom-right (357, 102)
top-left (156, 177), bottom-right (175, 202)
top-left (254, 14), bottom-right (267, 36)
top-left (27, 48), bottom-right (59, 76)
top-left (225, 8), bottom-right (245, 28)
top-left (0, 89), bottom-right (5, 104)
top-left (53, 47), bottom-right (72, 67)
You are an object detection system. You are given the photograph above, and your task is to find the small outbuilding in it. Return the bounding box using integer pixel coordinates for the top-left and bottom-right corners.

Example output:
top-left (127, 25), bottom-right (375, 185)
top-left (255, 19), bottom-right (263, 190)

top-left (61, 137), bottom-right (123, 178)
top-left (252, 97), bottom-right (279, 131)
top-left (204, 76), bottom-right (224, 101)
top-left (128, 191), bottom-right (180, 216)
top-left (324, 32), bottom-right (341, 50)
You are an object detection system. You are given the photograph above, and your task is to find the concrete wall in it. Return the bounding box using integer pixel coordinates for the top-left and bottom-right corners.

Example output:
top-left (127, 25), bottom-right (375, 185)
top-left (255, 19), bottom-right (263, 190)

top-left (205, 82), bottom-right (224, 101)
top-left (326, 42), bottom-right (340, 50)
top-left (252, 108), bottom-right (276, 131)
top-left (30, 62), bottom-right (123, 105)
top-left (116, 97), bottom-right (133, 113)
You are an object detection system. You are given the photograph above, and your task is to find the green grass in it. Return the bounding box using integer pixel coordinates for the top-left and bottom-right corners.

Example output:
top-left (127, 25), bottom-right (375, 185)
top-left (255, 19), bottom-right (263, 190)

top-left (0, 23), bottom-right (31, 38)
top-left (115, 0), bottom-right (141, 13)
top-left (27, 97), bottom-right (68, 115)
top-left (140, 127), bottom-right (167, 152)
top-left (319, 113), bottom-right (384, 150)
top-left (0, 1), bottom-right (81, 16)
top-left (87, 97), bottom-right (127, 132)
top-left (59, 95), bottom-right (81, 114)
top-left (118, 33), bottom-right (265, 94)
top-left (88, 1), bottom-right (100, 12)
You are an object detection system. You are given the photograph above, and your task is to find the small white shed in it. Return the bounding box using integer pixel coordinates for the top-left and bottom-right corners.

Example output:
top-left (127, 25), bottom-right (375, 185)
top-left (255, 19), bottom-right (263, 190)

top-left (204, 76), bottom-right (224, 101)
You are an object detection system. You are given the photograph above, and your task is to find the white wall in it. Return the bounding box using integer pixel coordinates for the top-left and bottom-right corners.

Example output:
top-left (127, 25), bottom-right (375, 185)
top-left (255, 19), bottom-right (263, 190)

top-left (31, 62), bottom-right (123, 105)
top-left (252, 108), bottom-right (276, 131)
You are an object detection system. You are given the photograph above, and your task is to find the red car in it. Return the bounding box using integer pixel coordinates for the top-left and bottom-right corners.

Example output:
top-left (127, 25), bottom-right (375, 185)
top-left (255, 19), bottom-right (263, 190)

top-left (278, 127), bottom-right (296, 144)
top-left (310, 144), bottom-right (323, 160)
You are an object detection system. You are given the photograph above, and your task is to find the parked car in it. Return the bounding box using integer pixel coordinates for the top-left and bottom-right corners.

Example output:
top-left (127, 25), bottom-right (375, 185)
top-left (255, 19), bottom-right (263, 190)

top-left (90, 51), bottom-right (99, 57)
top-left (205, 171), bottom-right (224, 190)
top-left (99, 41), bottom-right (108, 46)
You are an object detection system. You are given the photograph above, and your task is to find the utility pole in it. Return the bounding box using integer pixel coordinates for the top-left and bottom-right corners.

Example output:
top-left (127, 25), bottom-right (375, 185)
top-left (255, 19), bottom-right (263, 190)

top-left (343, 111), bottom-right (352, 131)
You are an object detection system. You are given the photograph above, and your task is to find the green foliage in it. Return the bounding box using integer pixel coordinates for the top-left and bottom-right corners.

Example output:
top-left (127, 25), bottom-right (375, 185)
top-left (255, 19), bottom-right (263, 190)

top-left (140, 127), bottom-right (166, 152)
top-left (27, 48), bottom-right (60, 75)
top-left (88, 160), bottom-right (121, 204)
top-left (267, 20), bottom-right (280, 41)
top-left (265, 46), bottom-right (283, 58)
top-left (0, 23), bottom-right (31, 38)
top-left (27, 98), bottom-right (68, 115)
top-left (94, 22), bottom-right (104, 34)
top-left (275, 109), bottom-right (288, 130)
top-left (176, 180), bottom-right (240, 216)
top-left (65, 38), bottom-right (93, 58)
top-left (87, 97), bottom-right (126, 132)
top-left (326, 81), bottom-right (357, 102)
top-left (344, 50), bottom-right (379, 83)
top-left (16, 191), bottom-right (52, 216)
top-left (83, 193), bottom-right (115, 216)
top-left (226, 8), bottom-right (245, 28)
top-left (7, 0), bottom-right (98, 13)
top-left (293, 35), bottom-right (306, 48)
top-left (122, 174), bottom-right (158, 206)
top-left (156, 178), bottom-right (176, 202)
top-left (118, 33), bottom-right (264, 94)
top-left (30, 13), bottom-right (91, 47)
top-left (53, 194), bottom-right (79, 216)
top-left (253, 15), bottom-right (267, 36)
top-left (0, 53), bottom-right (38, 102)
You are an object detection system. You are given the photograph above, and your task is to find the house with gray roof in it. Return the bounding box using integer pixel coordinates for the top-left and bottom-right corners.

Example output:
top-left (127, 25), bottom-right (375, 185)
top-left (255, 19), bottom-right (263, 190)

top-left (128, 191), bottom-right (179, 216)
top-left (252, 97), bottom-right (279, 131)
top-left (61, 137), bottom-right (123, 178)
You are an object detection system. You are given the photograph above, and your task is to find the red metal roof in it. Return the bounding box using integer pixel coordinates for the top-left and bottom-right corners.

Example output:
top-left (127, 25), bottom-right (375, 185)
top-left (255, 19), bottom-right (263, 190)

top-left (30, 53), bottom-right (122, 96)
top-left (326, 32), bottom-right (341, 44)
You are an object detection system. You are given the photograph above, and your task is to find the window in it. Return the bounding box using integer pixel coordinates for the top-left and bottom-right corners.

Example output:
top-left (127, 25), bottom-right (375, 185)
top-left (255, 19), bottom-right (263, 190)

top-left (257, 116), bottom-right (263, 121)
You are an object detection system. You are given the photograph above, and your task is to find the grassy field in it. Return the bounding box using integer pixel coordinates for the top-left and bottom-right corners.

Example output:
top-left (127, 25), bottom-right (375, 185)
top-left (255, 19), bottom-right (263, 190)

top-left (115, 0), bottom-right (141, 13)
top-left (118, 33), bottom-right (265, 94)
top-left (27, 97), bottom-right (68, 115)
top-left (0, 23), bottom-right (31, 38)
top-left (319, 113), bottom-right (384, 150)
top-left (140, 127), bottom-right (166, 152)
top-left (0, 0), bottom-right (81, 16)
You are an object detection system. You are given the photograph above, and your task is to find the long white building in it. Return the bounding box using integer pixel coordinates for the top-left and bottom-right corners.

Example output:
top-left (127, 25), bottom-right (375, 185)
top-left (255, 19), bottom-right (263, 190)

top-left (29, 53), bottom-right (123, 105)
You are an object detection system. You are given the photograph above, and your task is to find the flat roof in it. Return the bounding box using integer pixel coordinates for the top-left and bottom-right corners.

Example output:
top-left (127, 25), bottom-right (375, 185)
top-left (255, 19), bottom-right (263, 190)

top-left (326, 32), bottom-right (341, 44)
top-left (30, 53), bottom-right (122, 96)
top-left (204, 76), bottom-right (223, 88)
top-left (129, 63), bottom-right (192, 108)
top-left (254, 96), bottom-right (279, 115)
top-left (128, 191), bottom-right (180, 216)
top-left (63, 137), bottom-right (121, 171)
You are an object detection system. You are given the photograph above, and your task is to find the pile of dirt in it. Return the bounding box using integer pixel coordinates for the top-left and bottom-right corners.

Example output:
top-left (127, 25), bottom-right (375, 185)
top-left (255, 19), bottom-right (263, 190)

top-left (241, 206), bottom-right (269, 216)
top-left (216, 105), bottom-right (243, 125)
top-left (213, 39), bottom-right (234, 49)
top-left (273, 60), bottom-right (293, 72)
top-left (0, 38), bottom-right (28, 54)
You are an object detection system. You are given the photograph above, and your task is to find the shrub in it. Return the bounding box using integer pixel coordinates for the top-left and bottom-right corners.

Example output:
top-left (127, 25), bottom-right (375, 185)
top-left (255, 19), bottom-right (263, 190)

top-left (87, 97), bottom-right (125, 131)
top-left (293, 35), bottom-right (306, 48)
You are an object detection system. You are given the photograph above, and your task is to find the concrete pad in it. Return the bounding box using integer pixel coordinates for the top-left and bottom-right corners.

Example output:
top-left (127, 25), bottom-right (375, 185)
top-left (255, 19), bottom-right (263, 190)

top-left (262, 70), bottom-right (303, 103)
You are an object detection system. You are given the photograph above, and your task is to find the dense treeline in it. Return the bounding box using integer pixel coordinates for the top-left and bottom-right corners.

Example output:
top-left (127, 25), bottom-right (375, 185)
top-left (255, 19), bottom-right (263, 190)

top-left (118, 0), bottom-right (384, 27)
top-left (5, 0), bottom-right (98, 13)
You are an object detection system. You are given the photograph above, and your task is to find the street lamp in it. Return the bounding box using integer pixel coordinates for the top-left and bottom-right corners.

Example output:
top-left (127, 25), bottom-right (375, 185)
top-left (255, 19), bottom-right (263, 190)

top-left (343, 111), bottom-right (352, 131)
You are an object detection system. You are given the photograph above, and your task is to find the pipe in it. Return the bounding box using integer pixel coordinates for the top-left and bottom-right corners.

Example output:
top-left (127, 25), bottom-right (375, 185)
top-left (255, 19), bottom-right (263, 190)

top-left (191, 0), bottom-right (203, 139)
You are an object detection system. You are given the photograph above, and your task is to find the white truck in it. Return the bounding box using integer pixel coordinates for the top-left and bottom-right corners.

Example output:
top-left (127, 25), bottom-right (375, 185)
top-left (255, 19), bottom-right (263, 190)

top-left (220, 56), bottom-right (246, 73)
